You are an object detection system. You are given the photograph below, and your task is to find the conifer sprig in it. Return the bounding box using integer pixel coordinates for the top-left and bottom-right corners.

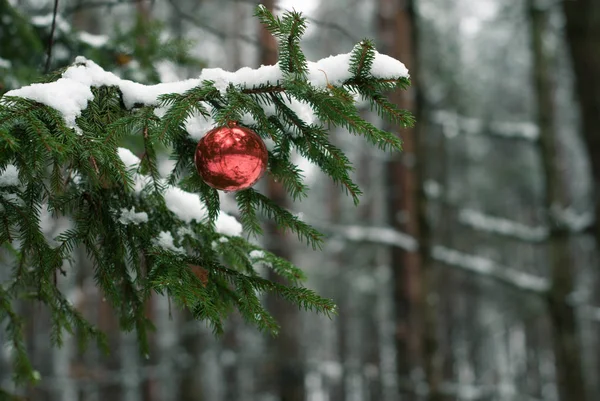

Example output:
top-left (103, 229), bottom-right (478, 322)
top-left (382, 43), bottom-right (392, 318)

top-left (0, 6), bottom-right (413, 388)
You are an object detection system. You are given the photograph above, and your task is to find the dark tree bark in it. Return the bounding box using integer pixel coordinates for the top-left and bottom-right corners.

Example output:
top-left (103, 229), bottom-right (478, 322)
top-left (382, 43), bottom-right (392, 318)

top-left (563, 1), bottom-right (600, 244)
top-left (528, 2), bottom-right (588, 401)
top-left (377, 0), bottom-right (442, 400)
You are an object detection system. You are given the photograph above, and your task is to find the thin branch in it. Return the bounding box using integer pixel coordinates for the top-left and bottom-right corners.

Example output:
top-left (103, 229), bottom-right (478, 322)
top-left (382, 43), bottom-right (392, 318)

top-left (44, 0), bottom-right (60, 74)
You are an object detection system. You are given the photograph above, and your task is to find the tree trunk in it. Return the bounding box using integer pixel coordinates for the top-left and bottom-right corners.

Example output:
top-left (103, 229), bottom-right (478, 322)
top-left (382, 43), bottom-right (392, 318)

top-left (528, 2), bottom-right (588, 401)
top-left (562, 0), bottom-right (600, 244)
top-left (377, 0), bottom-right (442, 400)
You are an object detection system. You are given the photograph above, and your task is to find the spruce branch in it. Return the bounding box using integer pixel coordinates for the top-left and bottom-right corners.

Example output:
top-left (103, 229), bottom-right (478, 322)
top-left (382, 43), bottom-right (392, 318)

top-left (0, 6), bottom-right (413, 386)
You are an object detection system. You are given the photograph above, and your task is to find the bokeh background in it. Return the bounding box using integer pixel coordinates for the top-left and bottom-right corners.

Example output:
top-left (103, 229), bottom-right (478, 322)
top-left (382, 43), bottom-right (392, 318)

top-left (1, 0), bottom-right (599, 400)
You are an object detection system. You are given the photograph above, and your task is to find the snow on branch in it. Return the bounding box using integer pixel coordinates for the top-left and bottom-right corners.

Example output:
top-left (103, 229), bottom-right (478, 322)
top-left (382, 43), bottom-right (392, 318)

top-left (458, 208), bottom-right (548, 242)
top-left (551, 205), bottom-right (595, 233)
top-left (425, 181), bottom-right (593, 240)
top-left (3, 52), bottom-right (408, 129)
top-left (330, 223), bottom-right (418, 251)
top-left (431, 110), bottom-right (539, 141)
top-left (431, 246), bottom-right (550, 294)
top-left (318, 221), bottom-right (549, 294)
top-left (117, 148), bottom-right (242, 237)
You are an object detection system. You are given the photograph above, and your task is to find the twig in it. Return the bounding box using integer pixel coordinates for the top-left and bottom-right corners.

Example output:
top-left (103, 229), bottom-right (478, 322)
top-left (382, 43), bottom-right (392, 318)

top-left (44, 0), bottom-right (60, 74)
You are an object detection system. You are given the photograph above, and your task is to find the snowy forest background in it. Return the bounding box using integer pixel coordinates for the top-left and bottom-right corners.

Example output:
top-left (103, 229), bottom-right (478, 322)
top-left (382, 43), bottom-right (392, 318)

top-left (1, 0), bottom-right (599, 400)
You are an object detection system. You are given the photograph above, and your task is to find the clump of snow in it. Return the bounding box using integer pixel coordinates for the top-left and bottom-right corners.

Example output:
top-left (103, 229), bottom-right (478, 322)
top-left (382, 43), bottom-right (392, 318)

top-left (0, 165), bottom-right (19, 187)
top-left (249, 250), bottom-right (265, 259)
top-left (118, 147), bottom-right (140, 168)
top-left (31, 14), bottom-right (70, 32)
top-left (185, 111), bottom-right (215, 140)
top-left (78, 32), bottom-right (109, 48)
top-left (163, 186), bottom-right (205, 223)
top-left (4, 79), bottom-right (95, 129)
top-left (163, 184), bottom-right (242, 236)
top-left (153, 231), bottom-right (184, 253)
top-left (219, 237), bottom-right (229, 243)
top-left (214, 212), bottom-right (243, 237)
top-left (118, 207), bottom-right (148, 225)
top-left (0, 58), bottom-right (11, 69)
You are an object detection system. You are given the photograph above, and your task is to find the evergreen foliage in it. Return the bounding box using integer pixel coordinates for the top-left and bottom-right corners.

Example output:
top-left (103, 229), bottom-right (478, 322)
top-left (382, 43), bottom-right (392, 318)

top-left (0, 6), bottom-right (413, 388)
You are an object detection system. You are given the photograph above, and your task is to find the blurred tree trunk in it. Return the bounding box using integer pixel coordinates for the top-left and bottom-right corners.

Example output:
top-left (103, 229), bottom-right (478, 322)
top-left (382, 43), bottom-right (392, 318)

top-left (260, 1), bottom-right (306, 400)
top-left (179, 312), bottom-right (205, 401)
top-left (563, 0), bottom-right (600, 244)
top-left (357, 148), bottom-right (383, 401)
top-left (528, 2), bottom-right (588, 401)
top-left (377, 0), bottom-right (442, 400)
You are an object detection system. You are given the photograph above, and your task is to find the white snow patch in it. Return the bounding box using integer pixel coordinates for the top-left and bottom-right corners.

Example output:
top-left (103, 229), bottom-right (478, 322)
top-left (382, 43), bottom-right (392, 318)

top-left (459, 208), bottom-right (548, 242)
top-left (343, 224), bottom-right (418, 251)
top-left (163, 186), bottom-right (206, 223)
top-left (78, 32), bottom-right (109, 48)
top-left (118, 147), bottom-right (140, 168)
top-left (432, 246), bottom-right (549, 293)
top-left (163, 186), bottom-right (242, 236)
top-left (0, 165), bottom-right (19, 187)
top-left (249, 250), bottom-right (265, 259)
top-left (0, 58), bottom-right (11, 69)
top-left (118, 207), bottom-right (148, 225)
top-left (431, 110), bottom-right (539, 141)
top-left (552, 205), bottom-right (594, 232)
top-left (31, 14), bottom-right (70, 32)
top-left (184, 111), bottom-right (215, 140)
top-left (153, 231), bottom-right (184, 253)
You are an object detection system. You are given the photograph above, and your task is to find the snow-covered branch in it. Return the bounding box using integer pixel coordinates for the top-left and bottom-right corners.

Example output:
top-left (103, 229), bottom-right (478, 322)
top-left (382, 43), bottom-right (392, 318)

top-left (318, 221), bottom-right (549, 294)
top-left (458, 208), bottom-right (548, 242)
top-left (431, 110), bottom-right (539, 141)
top-left (425, 180), bottom-right (593, 241)
top-left (3, 52), bottom-right (408, 129)
top-left (326, 223), bottom-right (418, 251)
top-left (431, 246), bottom-right (550, 294)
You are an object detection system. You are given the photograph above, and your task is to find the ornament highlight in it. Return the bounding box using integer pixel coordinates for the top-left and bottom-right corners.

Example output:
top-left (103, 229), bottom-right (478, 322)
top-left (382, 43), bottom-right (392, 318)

top-left (194, 122), bottom-right (268, 191)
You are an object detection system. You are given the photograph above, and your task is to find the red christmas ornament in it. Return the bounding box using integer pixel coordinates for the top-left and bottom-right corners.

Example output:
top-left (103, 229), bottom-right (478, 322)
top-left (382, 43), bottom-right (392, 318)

top-left (194, 122), bottom-right (268, 191)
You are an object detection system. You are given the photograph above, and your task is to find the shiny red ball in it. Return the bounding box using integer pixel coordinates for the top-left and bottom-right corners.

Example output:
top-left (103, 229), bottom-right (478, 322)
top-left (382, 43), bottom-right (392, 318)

top-left (194, 123), bottom-right (268, 191)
